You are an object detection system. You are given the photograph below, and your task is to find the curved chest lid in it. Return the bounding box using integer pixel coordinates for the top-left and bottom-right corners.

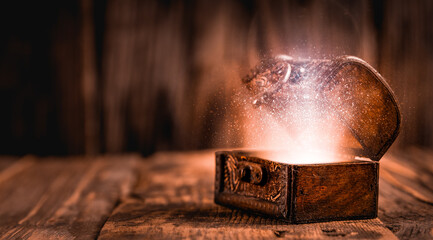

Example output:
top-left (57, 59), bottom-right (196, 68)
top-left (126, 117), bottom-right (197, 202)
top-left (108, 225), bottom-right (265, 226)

top-left (242, 55), bottom-right (401, 161)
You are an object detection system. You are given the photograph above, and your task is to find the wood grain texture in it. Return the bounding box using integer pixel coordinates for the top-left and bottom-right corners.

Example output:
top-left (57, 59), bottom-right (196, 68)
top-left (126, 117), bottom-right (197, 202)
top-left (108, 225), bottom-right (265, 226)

top-left (0, 157), bottom-right (29, 184)
top-left (0, 155), bottom-right (139, 240)
top-left (1, 148), bottom-right (432, 239)
top-left (98, 151), bottom-right (396, 239)
top-left (293, 162), bottom-right (378, 223)
top-left (2, 1), bottom-right (433, 156)
top-left (379, 148), bottom-right (433, 240)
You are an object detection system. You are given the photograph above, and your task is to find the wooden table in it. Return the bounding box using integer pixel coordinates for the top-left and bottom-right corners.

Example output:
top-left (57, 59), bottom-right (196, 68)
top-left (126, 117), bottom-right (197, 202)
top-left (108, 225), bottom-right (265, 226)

top-left (0, 148), bottom-right (432, 239)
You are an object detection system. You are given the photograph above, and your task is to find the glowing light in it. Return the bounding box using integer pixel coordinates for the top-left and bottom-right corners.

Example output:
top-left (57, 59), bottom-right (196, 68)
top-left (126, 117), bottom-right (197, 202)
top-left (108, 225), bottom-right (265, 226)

top-left (232, 56), bottom-right (349, 165)
top-left (263, 149), bottom-right (345, 165)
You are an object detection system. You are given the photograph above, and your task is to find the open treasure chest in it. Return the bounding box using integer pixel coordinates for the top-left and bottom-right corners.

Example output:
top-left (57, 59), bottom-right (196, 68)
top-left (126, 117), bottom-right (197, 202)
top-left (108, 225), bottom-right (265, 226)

top-left (214, 55), bottom-right (401, 223)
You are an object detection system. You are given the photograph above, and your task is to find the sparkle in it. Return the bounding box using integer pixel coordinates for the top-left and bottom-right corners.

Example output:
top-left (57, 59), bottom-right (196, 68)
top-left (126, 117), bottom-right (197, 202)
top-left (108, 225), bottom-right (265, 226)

top-left (231, 56), bottom-right (345, 164)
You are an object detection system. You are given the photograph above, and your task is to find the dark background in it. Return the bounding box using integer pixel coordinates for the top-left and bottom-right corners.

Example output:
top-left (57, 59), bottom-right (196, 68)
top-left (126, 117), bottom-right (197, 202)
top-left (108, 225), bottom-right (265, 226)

top-left (1, 0), bottom-right (432, 156)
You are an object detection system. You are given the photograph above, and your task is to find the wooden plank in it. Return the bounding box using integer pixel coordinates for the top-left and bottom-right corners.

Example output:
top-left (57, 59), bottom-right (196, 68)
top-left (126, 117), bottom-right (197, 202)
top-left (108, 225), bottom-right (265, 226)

top-left (0, 155), bottom-right (139, 240)
top-left (99, 150), bottom-right (397, 239)
top-left (0, 156), bottom-right (34, 185)
top-left (80, 0), bottom-right (100, 155)
top-left (0, 157), bottom-right (20, 172)
top-left (379, 148), bottom-right (433, 239)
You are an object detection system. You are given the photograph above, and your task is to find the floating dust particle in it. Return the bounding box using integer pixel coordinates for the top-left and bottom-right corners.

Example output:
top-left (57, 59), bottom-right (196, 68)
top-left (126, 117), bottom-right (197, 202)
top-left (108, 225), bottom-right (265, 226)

top-left (225, 55), bottom-right (347, 163)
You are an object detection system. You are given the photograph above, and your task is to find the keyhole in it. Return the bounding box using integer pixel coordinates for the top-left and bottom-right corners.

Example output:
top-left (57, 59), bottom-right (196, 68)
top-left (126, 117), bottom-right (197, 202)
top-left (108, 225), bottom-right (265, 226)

top-left (240, 166), bottom-right (252, 182)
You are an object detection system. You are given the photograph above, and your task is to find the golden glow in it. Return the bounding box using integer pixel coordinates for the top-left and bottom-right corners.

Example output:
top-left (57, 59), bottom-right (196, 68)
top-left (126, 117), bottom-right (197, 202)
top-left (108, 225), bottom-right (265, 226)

top-left (263, 149), bottom-right (348, 165)
top-left (237, 67), bottom-right (347, 164)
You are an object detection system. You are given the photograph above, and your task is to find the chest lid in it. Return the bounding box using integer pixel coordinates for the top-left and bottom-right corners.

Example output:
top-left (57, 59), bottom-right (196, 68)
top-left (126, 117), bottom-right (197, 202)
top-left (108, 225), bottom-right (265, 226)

top-left (242, 55), bottom-right (401, 161)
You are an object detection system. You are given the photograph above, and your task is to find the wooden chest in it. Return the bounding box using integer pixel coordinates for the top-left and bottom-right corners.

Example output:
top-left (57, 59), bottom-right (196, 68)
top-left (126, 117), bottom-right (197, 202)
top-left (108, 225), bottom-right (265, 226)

top-left (215, 151), bottom-right (378, 223)
top-left (214, 56), bottom-right (401, 223)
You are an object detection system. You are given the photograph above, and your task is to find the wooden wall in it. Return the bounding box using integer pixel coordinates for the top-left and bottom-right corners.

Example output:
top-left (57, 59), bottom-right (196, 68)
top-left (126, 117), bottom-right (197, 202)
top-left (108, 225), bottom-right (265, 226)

top-left (1, 0), bottom-right (432, 155)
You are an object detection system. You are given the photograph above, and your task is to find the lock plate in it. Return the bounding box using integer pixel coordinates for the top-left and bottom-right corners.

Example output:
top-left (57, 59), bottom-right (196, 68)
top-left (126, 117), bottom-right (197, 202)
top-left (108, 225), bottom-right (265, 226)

top-left (238, 161), bottom-right (266, 185)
